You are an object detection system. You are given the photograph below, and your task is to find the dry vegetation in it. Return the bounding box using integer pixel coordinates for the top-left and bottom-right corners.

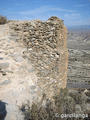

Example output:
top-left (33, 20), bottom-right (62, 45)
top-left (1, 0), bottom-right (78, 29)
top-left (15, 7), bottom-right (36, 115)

top-left (20, 88), bottom-right (90, 120)
top-left (0, 15), bottom-right (7, 24)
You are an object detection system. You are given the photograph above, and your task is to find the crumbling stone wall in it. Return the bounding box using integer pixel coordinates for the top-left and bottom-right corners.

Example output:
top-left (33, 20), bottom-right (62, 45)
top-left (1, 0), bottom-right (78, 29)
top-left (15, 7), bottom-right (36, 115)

top-left (9, 16), bottom-right (68, 99)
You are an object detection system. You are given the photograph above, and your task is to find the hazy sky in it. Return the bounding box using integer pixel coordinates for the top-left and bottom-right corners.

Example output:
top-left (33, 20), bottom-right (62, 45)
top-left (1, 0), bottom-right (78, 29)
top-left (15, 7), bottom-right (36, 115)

top-left (0, 0), bottom-right (90, 26)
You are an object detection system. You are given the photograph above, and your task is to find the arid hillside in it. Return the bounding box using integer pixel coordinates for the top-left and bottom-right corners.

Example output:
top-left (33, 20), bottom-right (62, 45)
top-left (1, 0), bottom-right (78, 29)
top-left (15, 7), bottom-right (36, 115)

top-left (67, 29), bottom-right (90, 88)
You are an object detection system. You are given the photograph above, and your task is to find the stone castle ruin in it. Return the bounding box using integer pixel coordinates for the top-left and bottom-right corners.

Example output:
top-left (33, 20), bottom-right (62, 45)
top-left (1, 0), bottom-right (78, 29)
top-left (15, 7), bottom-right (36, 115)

top-left (0, 16), bottom-right (68, 119)
top-left (9, 16), bottom-right (68, 99)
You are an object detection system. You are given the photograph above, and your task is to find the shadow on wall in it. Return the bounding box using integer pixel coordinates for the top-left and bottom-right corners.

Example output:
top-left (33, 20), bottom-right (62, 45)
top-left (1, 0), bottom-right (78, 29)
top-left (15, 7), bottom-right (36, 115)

top-left (0, 100), bottom-right (7, 120)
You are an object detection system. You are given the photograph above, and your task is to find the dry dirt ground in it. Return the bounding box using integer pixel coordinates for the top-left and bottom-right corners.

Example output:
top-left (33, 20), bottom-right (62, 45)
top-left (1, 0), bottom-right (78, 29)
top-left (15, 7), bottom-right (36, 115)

top-left (0, 24), bottom-right (38, 120)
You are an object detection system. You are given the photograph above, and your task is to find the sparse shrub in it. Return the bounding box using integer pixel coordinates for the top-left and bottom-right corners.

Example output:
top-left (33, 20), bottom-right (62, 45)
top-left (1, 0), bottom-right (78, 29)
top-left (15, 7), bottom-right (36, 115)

top-left (54, 88), bottom-right (76, 115)
top-left (20, 88), bottom-right (88, 120)
top-left (69, 90), bottom-right (87, 112)
top-left (20, 100), bottom-right (57, 120)
top-left (69, 90), bottom-right (82, 104)
top-left (0, 15), bottom-right (7, 24)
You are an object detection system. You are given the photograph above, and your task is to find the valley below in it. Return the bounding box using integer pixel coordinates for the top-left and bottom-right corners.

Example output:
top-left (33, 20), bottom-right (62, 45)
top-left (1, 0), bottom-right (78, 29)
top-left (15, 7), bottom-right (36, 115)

top-left (67, 28), bottom-right (90, 88)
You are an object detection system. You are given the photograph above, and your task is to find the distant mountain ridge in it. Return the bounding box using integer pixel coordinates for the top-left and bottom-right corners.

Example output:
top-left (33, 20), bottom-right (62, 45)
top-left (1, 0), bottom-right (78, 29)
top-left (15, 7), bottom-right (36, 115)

top-left (67, 25), bottom-right (90, 31)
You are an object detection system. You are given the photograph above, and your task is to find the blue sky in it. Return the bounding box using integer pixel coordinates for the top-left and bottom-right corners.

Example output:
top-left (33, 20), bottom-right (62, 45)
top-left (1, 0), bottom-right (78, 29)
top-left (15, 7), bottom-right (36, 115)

top-left (0, 0), bottom-right (90, 26)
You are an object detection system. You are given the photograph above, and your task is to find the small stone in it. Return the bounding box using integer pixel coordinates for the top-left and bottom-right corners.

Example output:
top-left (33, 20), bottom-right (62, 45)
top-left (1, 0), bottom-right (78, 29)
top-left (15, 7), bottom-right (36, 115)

top-left (30, 85), bottom-right (36, 90)
top-left (2, 72), bottom-right (7, 76)
top-left (0, 62), bottom-right (9, 69)
top-left (0, 57), bottom-right (3, 60)
top-left (28, 68), bottom-right (34, 73)
top-left (0, 80), bottom-right (11, 86)
top-left (12, 53), bottom-right (24, 62)
top-left (14, 56), bottom-right (24, 62)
